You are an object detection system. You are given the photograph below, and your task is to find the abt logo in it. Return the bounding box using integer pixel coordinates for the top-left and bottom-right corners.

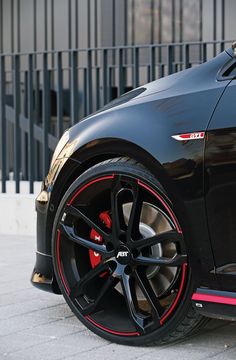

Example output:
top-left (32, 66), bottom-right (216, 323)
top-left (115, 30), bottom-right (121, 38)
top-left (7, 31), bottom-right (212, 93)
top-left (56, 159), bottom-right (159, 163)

top-left (117, 251), bottom-right (129, 258)
top-left (116, 247), bottom-right (130, 264)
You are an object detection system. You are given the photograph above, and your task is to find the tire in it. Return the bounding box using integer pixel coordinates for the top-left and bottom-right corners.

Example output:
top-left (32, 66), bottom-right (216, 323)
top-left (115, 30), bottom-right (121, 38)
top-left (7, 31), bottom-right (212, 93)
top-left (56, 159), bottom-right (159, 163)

top-left (52, 157), bottom-right (208, 346)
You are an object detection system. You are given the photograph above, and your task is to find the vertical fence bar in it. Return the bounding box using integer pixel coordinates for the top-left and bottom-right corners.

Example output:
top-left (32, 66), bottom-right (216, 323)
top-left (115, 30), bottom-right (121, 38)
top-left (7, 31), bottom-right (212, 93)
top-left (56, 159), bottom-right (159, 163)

top-left (213, 0), bottom-right (217, 56)
top-left (0, 0), bottom-right (3, 53)
top-left (221, 0), bottom-right (225, 52)
top-left (202, 43), bottom-right (207, 63)
top-left (184, 44), bottom-right (190, 69)
top-left (75, 0), bottom-right (79, 49)
top-left (150, 46), bottom-right (156, 81)
top-left (167, 45), bottom-right (174, 75)
top-left (0, 55), bottom-right (6, 193)
top-left (57, 51), bottom-right (63, 138)
top-left (102, 49), bottom-right (108, 106)
top-left (107, 66), bottom-right (112, 102)
top-left (199, 0), bottom-right (203, 62)
top-left (70, 50), bottom-right (78, 125)
top-left (87, 49), bottom-right (93, 115)
top-left (28, 54), bottom-right (34, 193)
top-left (34, 69), bottom-right (40, 180)
top-left (133, 47), bottom-right (139, 88)
top-left (22, 71), bottom-right (28, 181)
top-left (35, 70), bottom-right (40, 126)
top-left (146, 65), bottom-right (150, 83)
top-left (13, 55), bottom-right (20, 193)
top-left (108, 67), bottom-right (113, 101)
top-left (118, 48), bottom-right (124, 96)
top-left (96, 66), bottom-right (100, 110)
top-left (83, 68), bottom-right (87, 117)
top-left (42, 53), bottom-right (50, 178)
top-left (68, 0), bottom-right (72, 49)
top-left (24, 71), bottom-right (28, 116)
top-left (160, 64), bottom-right (165, 78)
top-left (44, 0), bottom-right (48, 51)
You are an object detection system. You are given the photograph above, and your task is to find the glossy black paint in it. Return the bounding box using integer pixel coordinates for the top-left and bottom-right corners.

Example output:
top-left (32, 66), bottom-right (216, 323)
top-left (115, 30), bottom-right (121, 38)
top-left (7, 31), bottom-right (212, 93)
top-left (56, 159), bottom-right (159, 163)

top-left (205, 78), bottom-right (236, 292)
top-left (32, 47), bottom-right (236, 321)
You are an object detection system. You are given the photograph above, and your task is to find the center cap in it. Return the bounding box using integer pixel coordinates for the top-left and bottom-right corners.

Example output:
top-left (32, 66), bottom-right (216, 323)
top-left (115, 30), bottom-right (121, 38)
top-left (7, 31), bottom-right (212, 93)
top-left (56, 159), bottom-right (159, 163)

top-left (115, 245), bottom-right (131, 265)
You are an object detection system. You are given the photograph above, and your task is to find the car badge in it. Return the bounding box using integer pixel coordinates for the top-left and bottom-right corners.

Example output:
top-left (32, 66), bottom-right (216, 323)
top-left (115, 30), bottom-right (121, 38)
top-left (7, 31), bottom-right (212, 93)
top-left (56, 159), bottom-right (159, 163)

top-left (172, 132), bottom-right (205, 141)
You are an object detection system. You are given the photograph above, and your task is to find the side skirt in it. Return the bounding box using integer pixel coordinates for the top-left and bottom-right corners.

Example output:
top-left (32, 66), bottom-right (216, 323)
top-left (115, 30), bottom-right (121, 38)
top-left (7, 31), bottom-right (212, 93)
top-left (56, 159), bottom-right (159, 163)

top-left (192, 288), bottom-right (236, 320)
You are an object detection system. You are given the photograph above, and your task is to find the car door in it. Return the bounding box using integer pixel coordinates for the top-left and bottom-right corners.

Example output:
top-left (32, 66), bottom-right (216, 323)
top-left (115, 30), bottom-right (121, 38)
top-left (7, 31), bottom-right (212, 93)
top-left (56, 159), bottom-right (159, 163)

top-left (205, 63), bottom-right (236, 291)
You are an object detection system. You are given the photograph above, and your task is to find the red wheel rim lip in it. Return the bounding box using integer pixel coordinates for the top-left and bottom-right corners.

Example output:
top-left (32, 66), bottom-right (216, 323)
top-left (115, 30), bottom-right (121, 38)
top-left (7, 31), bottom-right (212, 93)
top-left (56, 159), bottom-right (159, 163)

top-left (68, 175), bottom-right (115, 206)
top-left (85, 316), bottom-right (140, 337)
top-left (160, 262), bottom-right (187, 325)
top-left (137, 180), bottom-right (182, 234)
top-left (137, 180), bottom-right (186, 325)
top-left (56, 174), bottom-right (188, 336)
top-left (56, 229), bottom-right (70, 296)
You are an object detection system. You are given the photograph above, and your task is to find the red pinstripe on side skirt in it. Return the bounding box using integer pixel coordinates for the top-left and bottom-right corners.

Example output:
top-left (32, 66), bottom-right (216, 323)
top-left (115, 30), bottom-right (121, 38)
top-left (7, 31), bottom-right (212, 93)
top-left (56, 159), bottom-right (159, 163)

top-left (192, 293), bottom-right (236, 306)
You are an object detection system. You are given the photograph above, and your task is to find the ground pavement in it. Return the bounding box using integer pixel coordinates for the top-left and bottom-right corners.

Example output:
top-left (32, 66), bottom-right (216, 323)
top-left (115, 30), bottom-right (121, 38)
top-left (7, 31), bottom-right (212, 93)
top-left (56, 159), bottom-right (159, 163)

top-left (1, 234), bottom-right (236, 360)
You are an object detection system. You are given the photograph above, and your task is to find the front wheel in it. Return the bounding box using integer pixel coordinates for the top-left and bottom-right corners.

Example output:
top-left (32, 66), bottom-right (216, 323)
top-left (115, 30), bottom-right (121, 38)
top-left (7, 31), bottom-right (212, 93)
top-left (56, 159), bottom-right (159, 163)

top-left (52, 157), bottom-right (207, 345)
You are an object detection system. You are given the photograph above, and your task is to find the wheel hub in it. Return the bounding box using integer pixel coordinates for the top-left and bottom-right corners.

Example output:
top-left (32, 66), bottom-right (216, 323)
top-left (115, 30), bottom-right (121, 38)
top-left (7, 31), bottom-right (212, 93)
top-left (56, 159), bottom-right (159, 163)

top-left (89, 210), bottom-right (164, 275)
top-left (115, 245), bottom-right (131, 265)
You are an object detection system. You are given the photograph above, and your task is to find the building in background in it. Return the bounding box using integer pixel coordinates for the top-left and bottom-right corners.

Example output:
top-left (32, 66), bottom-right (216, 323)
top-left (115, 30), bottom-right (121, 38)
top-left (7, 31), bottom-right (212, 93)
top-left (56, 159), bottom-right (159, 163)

top-left (0, 0), bottom-right (233, 52)
top-left (0, 0), bottom-right (234, 192)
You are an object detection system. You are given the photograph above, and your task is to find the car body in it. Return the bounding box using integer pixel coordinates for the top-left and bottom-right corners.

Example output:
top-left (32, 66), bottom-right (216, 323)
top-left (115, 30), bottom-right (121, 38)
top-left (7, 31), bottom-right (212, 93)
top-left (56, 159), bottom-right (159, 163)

top-left (32, 45), bottom-right (236, 345)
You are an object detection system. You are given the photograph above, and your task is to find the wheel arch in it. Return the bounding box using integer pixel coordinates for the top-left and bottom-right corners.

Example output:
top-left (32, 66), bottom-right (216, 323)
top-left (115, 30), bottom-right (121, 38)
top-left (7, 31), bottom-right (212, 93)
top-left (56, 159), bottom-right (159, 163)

top-left (46, 138), bottom-right (183, 255)
top-left (46, 137), bottom-right (217, 292)
top-left (49, 137), bottom-right (176, 226)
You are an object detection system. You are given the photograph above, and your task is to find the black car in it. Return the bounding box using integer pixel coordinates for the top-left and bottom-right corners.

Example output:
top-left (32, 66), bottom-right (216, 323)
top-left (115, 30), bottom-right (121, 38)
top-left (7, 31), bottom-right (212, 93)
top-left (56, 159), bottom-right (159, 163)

top-left (32, 43), bottom-right (236, 346)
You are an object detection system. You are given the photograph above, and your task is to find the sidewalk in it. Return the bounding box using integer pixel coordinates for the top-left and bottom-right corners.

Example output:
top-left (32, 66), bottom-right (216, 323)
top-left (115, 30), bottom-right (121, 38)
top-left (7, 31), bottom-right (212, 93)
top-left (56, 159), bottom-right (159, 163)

top-left (1, 234), bottom-right (236, 360)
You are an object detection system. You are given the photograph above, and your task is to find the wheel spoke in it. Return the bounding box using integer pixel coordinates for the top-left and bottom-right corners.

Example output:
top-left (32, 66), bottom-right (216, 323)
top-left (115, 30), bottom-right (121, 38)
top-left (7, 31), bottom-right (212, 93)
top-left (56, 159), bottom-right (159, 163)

top-left (110, 176), bottom-right (127, 242)
top-left (134, 270), bottom-right (164, 321)
top-left (126, 183), bottom-right (143, 241)
top-left (70, 262), bottom-right (109, 299)
top-left (60, 223), bottom-right (108, 255)
top-left (65, 205), bottom-right (110, 242)
top-left (134, 254), bottom-right (187, 267)
top-left (131, 230), bottom-right (183, 250)
top-left (77, 276), bottom-right (119, 316)
top-left (121, 273), bottom-right (149, 334)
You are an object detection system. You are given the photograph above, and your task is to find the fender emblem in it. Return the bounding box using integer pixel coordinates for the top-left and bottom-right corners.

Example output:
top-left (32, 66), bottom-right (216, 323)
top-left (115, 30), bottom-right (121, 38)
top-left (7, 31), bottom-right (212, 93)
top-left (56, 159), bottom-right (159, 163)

top-left (172, 132), bottom-right (205, 141)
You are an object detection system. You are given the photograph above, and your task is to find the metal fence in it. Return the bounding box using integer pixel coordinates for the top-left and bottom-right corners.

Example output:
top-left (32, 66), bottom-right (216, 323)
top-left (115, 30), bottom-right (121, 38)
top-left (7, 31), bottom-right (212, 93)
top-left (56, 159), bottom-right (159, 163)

top-left (0, 40), bottom-right (233, 193)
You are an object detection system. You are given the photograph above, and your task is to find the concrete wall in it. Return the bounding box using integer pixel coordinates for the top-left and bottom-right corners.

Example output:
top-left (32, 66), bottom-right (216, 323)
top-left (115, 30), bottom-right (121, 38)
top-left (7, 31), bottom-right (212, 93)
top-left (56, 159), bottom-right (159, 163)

top-left (0, 181), bottom-right (41, 236)
top-left (0, 194), bottom-right (36, 236)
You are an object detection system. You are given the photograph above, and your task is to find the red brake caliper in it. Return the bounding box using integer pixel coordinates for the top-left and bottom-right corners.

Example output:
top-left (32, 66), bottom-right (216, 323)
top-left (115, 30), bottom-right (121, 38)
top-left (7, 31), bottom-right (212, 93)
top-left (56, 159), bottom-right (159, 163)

top-left (89, 211), bottom-right (112, 269)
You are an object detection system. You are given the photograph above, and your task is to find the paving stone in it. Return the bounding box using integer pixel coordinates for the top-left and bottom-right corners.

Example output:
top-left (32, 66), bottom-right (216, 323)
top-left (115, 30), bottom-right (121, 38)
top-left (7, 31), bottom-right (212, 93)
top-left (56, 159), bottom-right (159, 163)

top-left (1, 234), bottom-right (236, 360)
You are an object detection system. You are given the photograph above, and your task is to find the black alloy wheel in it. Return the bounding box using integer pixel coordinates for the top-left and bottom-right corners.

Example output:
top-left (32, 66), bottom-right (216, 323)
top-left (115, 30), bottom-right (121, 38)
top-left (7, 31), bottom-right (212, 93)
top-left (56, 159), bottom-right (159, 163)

top-left (52, 158), bottom-right (207, 345)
